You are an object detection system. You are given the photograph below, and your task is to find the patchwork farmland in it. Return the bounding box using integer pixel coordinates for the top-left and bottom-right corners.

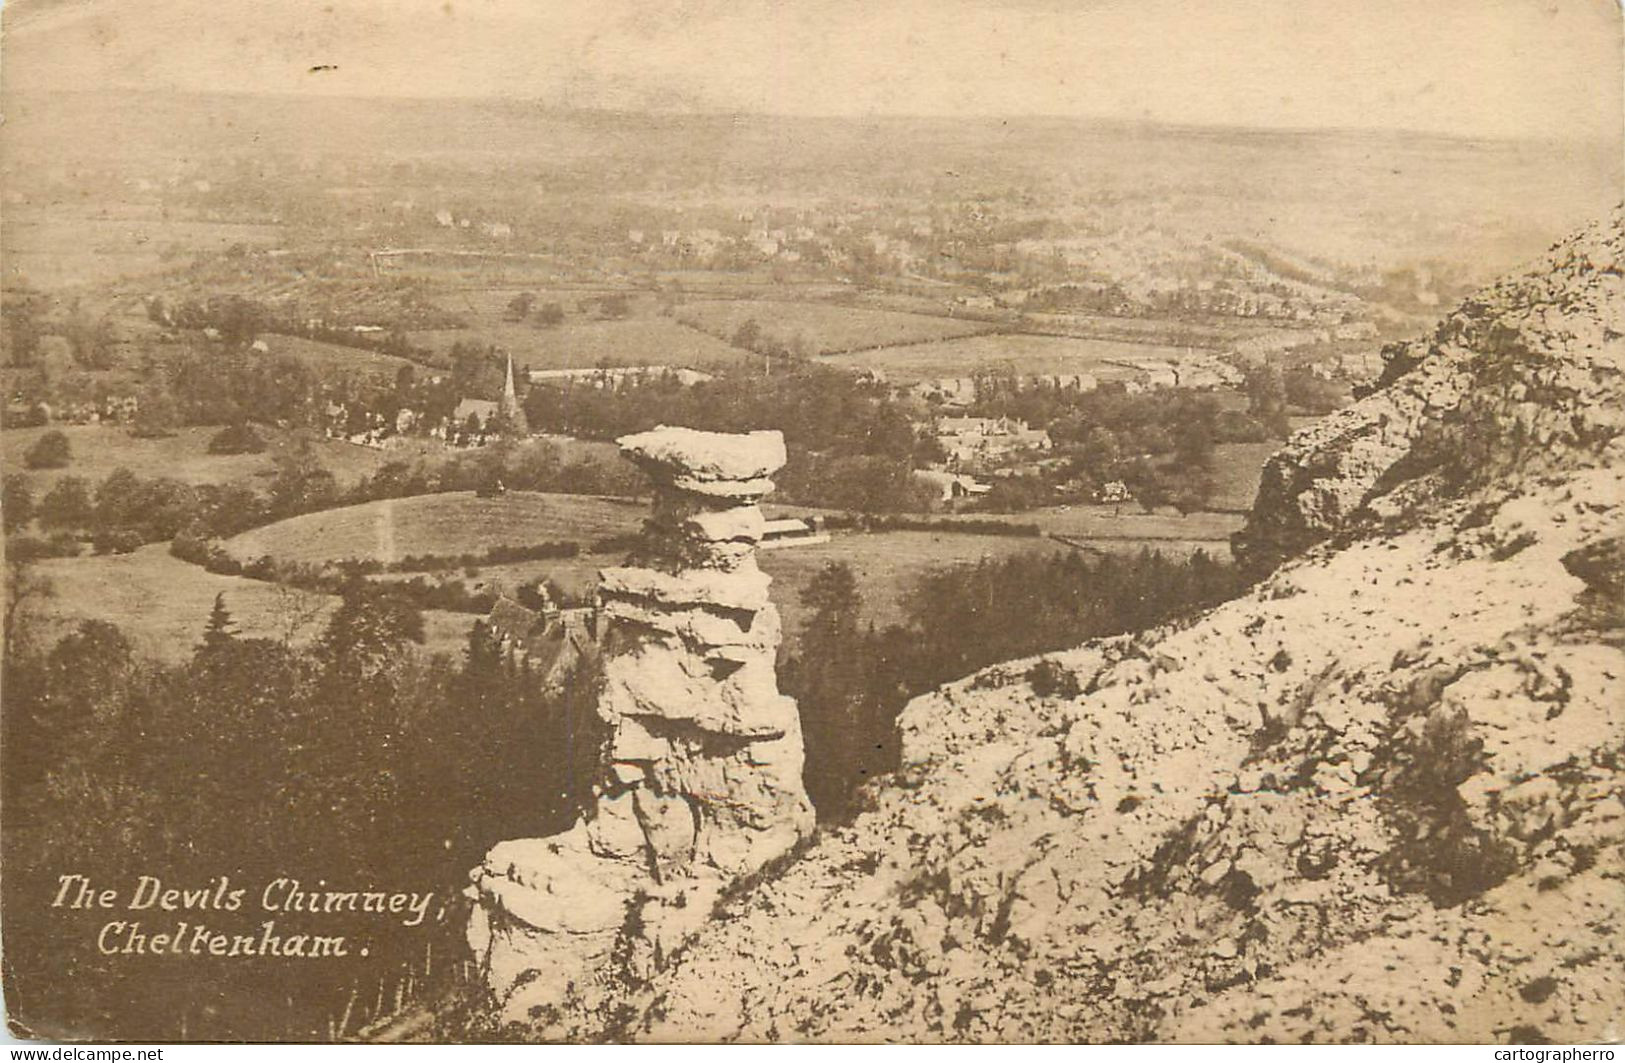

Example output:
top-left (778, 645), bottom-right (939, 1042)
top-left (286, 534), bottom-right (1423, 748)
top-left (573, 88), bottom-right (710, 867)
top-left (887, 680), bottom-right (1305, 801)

top-left (407, 316), bottom-right (750, 372)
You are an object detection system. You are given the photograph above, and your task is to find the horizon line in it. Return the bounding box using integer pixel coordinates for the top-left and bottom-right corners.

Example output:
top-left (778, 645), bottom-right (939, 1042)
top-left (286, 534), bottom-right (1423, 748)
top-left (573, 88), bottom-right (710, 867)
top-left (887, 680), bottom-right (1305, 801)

top-left (8, 86), bottom-right (1618, 148)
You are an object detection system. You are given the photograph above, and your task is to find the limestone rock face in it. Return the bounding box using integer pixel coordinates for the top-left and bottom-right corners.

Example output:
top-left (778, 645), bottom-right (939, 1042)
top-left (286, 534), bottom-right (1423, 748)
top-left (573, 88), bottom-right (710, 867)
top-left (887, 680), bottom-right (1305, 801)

top-left (1238, 209), bottom-right (1625, 571)
top-left (522, 212), bottom-right (1625, 1042)
top-left (466, 426), bottom-right (813, 1027)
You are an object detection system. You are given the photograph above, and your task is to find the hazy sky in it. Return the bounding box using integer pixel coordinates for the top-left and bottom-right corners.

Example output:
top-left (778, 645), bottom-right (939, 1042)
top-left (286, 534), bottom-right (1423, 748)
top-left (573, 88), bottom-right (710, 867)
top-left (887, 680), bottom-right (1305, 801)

top-left (3, 0), bottom-right (1620, 140)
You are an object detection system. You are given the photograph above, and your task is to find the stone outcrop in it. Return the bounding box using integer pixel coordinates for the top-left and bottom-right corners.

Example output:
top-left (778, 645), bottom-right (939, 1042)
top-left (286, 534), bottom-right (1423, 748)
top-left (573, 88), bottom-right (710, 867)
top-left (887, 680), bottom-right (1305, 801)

top-left (514, 211), bottom-right (1624, 1042)
top-left (1238, 210), bottom-right (1625, 571)
top-left (466, 427), bottom-right (814, 1026)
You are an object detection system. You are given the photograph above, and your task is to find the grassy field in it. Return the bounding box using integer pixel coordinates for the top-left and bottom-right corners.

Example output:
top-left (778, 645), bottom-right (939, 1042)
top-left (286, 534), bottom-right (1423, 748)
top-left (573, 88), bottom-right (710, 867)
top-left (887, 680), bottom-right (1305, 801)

top-left (17, 544), bottom-right (474, 663)
top-left (1193, 420), bottom-right (1320, 514)
top-left (258, 334), bottom-right (421, 383)
top-left (0, 424), bottom-right (402, 493)
top-left (1205, 441), bottom-right (1281, 512)
top-left (1018, 310), bottom-right (1280, 348)
top-left (678, 299), bottom-right (994, 355)
top-left (407, 316), bottom-right (750, 372)
top-left (4, 207), bottom-right (283, 289)
top-left (223, 490), bottom-right (646, 565)
top-left (758, 531), bottom-right (1070, 637)
top-left (824, 332), bottom-right (1193, 383)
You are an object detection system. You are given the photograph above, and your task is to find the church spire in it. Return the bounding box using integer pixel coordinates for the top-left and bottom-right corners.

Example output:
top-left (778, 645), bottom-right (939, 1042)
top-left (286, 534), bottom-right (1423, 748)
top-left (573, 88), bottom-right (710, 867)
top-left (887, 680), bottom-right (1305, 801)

top-left (500, 351), bottom-right (528, 434)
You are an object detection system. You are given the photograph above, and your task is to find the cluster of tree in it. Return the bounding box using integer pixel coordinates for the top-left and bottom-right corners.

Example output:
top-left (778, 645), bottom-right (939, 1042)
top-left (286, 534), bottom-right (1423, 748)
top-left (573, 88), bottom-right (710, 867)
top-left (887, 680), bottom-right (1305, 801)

top-left (169, 536), bottom-right (501, 615)
top-left (1354, 260), bottom-right (1477, 316)
top-left (968, 375), bottom-right (1281, 453)
top-left (166, 349), bottom-right (326, 429)
top-left (1, 289), bottom-right (44, 367)
top-left (504, 292), bottom-right (565, 326)
top-left (445, 341), bottom-right (507, 401)
top-left (953, 372), bottom-right (1305, 512)
top-left (7, 325), bottom-right (449, 451)
top-left (150, 293), bottom-right (440, 364)
top-left (314, 352), bottom-right (518, 448)
top-left (582, 293), bottom-right (630, 320)
top-left (5, 445), bottom-right (333, 557)
top-left (785, 547), bottom-right (1243, 821)
top-left (775, 449), bottom-right (936, 513)
top-left (2, 475), bottom-right (34, 532)
top-left (3, 475), bottom-right (85, 560)
top-left (22, 430), bottom-right (72, 469)
top-left (973, 473), bottom-right (1065, 513)
top-left (380, 539), bottom-right (582, 574)
top-left (1140, 282), bottom-right (1320, 322)
top-left (157, 294), bottom-right (265, 347)
top-left (1016, 272), bottom-right (1345, 325)
top-left (820, 513), bottom-right (1041, 537)
top-left (6, 474), bottom-right (92, 558)
top-left (1, 588), bottom-right (602, 1040)
top-left (1019, 282), bottom-right (1139, 317)
top-left (1221, 240), bottom-right (1349, 293)
top-left (6, 437), bottom-right (650, 570)
top-left (19, 470), bottom-right (257, 550)
top-left (347, 441), bottom-right (645, 504)
top-left (173, 526), bottom-right (581, 579)
top-left (207, 422), bottom-right (267, 454)
top-left (526, 362), bottom-right (917, 457)
top-left (1, 295), bottom-right (118, 370)
top-left (60, 303), bottom-right (120, 370)
top-left (724, 317), bottom-right (815, 362)
top-left (523, 363), bottom-right (935, 511)
top-left (1279, 365), bottom-right (1348, 416)
top-left (900, 547), bottom-right (1240, 678)
top-left (1240, 365), bottom-right (1295, 439)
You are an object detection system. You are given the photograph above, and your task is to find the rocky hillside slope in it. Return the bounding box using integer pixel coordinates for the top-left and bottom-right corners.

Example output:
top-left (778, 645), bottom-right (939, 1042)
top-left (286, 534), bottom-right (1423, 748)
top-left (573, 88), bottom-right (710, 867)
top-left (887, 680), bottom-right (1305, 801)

top-left (532, 211), bottom-right (1624, 1044)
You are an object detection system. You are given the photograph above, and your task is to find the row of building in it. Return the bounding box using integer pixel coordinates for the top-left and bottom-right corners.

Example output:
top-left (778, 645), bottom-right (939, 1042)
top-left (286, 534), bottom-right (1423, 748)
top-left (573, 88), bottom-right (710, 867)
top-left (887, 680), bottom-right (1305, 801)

top-left (905, 351), bottom-right (1242, 408)
top-left (6, 395), bottom-right (141, 427)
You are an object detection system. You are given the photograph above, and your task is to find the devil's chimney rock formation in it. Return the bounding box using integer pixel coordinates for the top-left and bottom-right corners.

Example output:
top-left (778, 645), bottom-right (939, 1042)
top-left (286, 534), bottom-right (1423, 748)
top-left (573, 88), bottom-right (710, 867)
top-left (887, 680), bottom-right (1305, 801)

top-left (466, 426), bottom-right (814, 1025)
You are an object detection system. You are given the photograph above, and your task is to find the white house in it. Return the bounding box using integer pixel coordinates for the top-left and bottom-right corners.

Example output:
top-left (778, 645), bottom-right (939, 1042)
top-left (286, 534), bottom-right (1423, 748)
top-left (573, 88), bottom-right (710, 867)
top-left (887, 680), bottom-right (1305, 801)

top-left (758, 517), bottom-right (830, 549)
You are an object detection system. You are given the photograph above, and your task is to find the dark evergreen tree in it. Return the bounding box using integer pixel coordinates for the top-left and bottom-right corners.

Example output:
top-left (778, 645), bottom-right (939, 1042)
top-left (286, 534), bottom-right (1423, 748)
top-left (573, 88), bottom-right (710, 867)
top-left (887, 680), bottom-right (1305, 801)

top-left (35, 476), bottom-right (91, 530)
top-left (23, 431), bottom-right (71, 470)
top-left (3, 474), bottom-right (33, 532)
top-left (201, 592), bottom-right (237, 653)
top-left (789, 563), bottom-right (895, 819)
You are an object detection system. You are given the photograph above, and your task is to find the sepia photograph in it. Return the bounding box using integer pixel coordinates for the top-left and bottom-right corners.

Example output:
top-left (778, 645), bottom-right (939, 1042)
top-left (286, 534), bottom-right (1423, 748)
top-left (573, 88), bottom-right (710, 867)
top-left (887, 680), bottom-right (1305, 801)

top-left (0, 0), bottom-right (1621, 1046)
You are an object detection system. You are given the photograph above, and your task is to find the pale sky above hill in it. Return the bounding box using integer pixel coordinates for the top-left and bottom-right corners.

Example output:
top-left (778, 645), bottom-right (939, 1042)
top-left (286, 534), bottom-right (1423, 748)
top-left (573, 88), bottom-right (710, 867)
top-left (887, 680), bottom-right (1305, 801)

top-left (2, 0), bottom-right (1620, 141)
